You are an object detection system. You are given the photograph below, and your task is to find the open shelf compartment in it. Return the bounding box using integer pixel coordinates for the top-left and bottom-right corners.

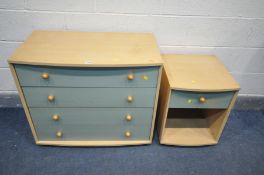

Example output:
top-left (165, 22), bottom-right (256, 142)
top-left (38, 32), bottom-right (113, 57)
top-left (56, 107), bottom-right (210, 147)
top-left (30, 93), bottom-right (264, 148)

top-left (161, 108), bottom-right (227, 146)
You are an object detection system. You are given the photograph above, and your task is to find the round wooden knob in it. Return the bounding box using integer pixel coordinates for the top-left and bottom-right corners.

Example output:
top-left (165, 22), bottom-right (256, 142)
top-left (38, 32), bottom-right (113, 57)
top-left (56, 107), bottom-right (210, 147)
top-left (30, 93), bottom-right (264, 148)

top-left (127, 96), bottom-right (133, 102)
top-left (126, 114), bottom-right (133, 121)
top-left (199, 97), bottom-right (206, 103)
top-left (56, 131), bottom-right (63, 137)
top-left (124, 131), bottom-right (131, 137)
top-left (52, 114), bottom-right (60, 121)
top-left (127, 74), bottom-right (134, 80)
top-left (48, 95), bottom-right (55, 102)
top-left (41, 73), bottom-right (49, 79)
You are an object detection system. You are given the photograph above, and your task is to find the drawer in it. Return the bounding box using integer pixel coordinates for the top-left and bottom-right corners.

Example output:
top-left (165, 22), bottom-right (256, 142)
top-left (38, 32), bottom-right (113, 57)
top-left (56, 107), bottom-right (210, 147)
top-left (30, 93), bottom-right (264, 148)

top-left (30, 108), bottom-right (153, 141)
top-left (169, 90), bottom-right (235, 109)
top-left (23, 87), bottom-right (156, 108)
top-left (15, 64), bottom-right (159, 88)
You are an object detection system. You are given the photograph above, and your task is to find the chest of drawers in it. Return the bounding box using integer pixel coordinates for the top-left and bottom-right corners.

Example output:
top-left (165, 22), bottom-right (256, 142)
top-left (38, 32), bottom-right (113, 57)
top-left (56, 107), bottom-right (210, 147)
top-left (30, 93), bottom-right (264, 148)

top-left (158, 54), bottom-right (240, 146)
top-left (8, 31), bottom-right (163, 146)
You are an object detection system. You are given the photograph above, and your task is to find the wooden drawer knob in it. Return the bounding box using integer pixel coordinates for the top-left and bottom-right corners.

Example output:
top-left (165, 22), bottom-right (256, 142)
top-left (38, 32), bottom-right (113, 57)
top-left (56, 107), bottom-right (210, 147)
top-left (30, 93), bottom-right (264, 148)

top-left (127, 96), bottom-right (133, 102)
top-left (52, 114), bottom-right (60, 121)
top-left (126, 114), bottom-right (133, 121)
top-left (127, 74), bottom-right (134, 80)
top-left (41, 73), bottom-right (49, 79)
top-left (124, 131), bottom-right (131, 137)
top-left (199, 96), bottom-right (206, 103)
top-left (56, 131), bottom-right (63, 137)
top-left (48, 95), bottom-right (55, 102)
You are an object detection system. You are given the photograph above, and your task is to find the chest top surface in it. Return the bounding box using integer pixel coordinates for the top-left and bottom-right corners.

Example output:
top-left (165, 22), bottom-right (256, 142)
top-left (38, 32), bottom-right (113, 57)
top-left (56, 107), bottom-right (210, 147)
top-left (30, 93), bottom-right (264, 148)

top-left (8, 31), bottom-right (163, 67)
top-left (162, 54), bottom-right (240, 92)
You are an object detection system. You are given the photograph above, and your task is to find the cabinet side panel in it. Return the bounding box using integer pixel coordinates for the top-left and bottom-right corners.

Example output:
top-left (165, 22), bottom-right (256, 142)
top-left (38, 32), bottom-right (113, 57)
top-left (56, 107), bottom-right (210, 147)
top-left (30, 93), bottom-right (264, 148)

top-left (149, 66), bottom-right (162, 141)
top-left (157, 68), bottom-right (171, 141)
top-left (9, 64), bottom-right (38, 142)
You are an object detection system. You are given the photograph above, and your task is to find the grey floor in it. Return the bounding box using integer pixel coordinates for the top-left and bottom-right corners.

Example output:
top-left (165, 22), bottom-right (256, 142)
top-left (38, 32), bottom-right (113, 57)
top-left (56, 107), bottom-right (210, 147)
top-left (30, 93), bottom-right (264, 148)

top-left (0, 108), bottom-right (264, 175)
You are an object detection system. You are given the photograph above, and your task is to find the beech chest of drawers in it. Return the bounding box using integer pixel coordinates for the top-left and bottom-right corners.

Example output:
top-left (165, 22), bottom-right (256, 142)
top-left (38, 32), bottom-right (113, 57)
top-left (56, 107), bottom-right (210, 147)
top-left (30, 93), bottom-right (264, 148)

top-left (158, 54), bottom-right (240, 146)
top-left (8, 31), bottom-right (163, 146)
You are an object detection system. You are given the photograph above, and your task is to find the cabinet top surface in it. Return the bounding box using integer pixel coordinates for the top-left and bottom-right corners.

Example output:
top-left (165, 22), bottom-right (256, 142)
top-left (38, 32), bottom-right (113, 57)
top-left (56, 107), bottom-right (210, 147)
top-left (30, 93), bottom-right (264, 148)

top-left (162, 54), bottom-right (240, 92)
top-left (8, 31), bottom-right (163, 67)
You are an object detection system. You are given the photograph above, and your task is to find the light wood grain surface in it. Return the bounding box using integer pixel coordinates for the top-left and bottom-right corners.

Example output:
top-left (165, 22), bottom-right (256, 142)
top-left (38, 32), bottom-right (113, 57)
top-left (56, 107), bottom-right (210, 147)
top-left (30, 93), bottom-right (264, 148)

top-left (9, 64), bottom-right (39, 142)
top-left (162, 54), bottom-right (240, 92)
top-left (36, 140), bottom-right (151, 146)
top-left (8, 31), bottom-right (163, 67)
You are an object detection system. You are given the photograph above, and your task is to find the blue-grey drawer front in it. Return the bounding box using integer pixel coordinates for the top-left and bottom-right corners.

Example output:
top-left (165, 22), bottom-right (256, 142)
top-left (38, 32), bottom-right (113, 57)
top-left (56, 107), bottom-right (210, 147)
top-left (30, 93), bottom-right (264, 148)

top-left (30, 108), bottom-right (153, 140)
top-left (169, 90), bottom-right (235, 109)
top-left (15, 65), bottom-right (159, 87)
top-left (23, 87), bottom-right (156, 108)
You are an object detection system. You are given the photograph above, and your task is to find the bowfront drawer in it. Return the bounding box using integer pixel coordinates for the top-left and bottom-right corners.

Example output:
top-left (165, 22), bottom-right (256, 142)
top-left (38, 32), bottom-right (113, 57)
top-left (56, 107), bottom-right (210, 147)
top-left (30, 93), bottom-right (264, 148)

top-left (30, 108), bottom-right (153, 140)
top-left (169, 90), bottom-right (235, 109)
top-left (23, 87), bottom-right (156, 108)
top-left (15, 65), bottom-right (159, 87)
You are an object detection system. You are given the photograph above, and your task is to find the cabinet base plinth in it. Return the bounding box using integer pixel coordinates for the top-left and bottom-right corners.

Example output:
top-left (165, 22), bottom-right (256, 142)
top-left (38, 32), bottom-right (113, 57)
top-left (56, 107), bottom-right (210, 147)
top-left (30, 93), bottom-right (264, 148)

top-left (36, 140), bottom-right (151, 147)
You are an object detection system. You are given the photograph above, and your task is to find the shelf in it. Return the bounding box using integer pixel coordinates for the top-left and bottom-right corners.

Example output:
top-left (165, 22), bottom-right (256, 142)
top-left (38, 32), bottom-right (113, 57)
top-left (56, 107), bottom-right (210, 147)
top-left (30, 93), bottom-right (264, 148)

top-left (162, 119), bottom-right (217, 146)
top-left (161, 108), bottom-right (226, 146)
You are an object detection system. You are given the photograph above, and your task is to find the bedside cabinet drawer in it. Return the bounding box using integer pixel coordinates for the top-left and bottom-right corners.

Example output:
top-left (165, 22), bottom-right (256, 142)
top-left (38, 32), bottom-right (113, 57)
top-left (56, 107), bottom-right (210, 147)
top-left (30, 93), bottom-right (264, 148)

top-left (23, 87), bottom-right (156, 108)
top-left (169, 90), bottom-right (235, 109)
top-left (30, 108), bottom-right (153, 141)
top-left (15, 65), bottom-right (159, 88)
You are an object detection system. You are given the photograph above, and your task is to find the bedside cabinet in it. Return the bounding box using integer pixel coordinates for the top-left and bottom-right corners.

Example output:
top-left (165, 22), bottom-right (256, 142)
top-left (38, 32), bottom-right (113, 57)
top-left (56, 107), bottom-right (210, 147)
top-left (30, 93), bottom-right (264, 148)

top-left (8, 31), bottom-right (163, 146)
top-left (158, 54), bottom-right (240, 146)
